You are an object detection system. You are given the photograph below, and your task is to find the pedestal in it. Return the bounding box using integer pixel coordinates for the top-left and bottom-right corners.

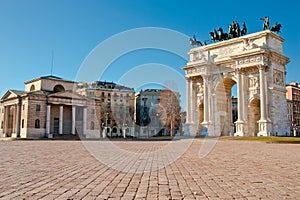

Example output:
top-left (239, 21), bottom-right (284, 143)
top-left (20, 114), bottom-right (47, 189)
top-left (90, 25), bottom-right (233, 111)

top-left (201, 121), bottom-right (209, 136)
top-left (257, 120), bottom-right (271, 136)
top-left (184, 123), bottom-right (197, 136)
top-left (234, 121), bottom-right (244, 136)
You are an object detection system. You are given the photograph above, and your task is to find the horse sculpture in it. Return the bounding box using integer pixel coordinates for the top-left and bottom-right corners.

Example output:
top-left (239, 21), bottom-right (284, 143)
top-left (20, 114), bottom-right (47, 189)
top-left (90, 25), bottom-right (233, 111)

top-left (209, 29), bottom-right (219, 42)
top-left (270, 22), bottom-right (282, 33)
top-left (228, 21), bottom-right (240, 39)
top-left (189, 35), bottom-right (202, 47)
top-left (240, 22), bottom-right (247, 36)
top-left (217, 27), bottom-right (228, 41)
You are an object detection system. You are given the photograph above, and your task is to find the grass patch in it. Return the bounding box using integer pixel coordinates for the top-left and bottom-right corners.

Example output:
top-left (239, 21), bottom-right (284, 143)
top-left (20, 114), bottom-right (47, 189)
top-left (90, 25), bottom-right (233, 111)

top-left (221, 136), bottom-right (300, 143)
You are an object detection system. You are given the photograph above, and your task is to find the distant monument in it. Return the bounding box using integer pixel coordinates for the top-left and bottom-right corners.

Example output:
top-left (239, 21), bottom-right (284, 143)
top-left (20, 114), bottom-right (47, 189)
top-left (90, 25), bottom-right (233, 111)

top-left (183, 29), bottom-right (290, 137)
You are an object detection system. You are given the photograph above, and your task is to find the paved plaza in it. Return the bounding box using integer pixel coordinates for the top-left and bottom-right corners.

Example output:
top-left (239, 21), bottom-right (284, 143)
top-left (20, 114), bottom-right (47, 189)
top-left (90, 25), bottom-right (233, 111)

top-left (0, 138), bottom-right (299, 199)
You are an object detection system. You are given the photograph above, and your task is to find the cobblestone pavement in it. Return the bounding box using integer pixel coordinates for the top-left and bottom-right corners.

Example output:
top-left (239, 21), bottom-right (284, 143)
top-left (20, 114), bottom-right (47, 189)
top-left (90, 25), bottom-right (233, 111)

top-left (0, 139), bottom-right (299, 199)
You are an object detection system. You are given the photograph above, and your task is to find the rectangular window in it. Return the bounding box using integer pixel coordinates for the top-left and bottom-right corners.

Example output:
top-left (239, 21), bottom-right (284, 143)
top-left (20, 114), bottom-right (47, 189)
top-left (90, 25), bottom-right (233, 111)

top-left (35, 119), bottom-right (40, 128)
top-left (21, 119), bottom-right (24, 128)
top-left (36, 105), bottom-right (41, 111)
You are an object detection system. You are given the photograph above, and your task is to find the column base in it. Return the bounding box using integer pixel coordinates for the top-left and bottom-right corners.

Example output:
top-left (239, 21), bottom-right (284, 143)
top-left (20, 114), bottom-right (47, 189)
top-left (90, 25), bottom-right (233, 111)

top-left (184, 122), bottom-right (197, 136)
top-left (234, 121), bottom-right (244, 136)
top-left (11, 133), bottom-right (17, 138)
top-left (102, 129), bottom-right (107, 138)
top-left (257, 120), bottom-right (271, 137)
top-left (47, 133), bottom-right (53, 139)
top-left (201, 121), bottom-right (209, 136)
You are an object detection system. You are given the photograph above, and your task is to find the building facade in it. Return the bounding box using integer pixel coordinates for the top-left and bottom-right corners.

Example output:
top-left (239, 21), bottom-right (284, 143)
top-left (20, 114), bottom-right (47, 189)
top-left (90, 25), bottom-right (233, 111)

top-left (183, 30), bottom-right (290, 137)
top-left (286, 81), bottom-right (300, 136)
top-left (0, 75), bottom-right (98, 138)
top-left (77, 81), bottom-right (135, 137)
top-left (135, 89), bottom-right (181, 137)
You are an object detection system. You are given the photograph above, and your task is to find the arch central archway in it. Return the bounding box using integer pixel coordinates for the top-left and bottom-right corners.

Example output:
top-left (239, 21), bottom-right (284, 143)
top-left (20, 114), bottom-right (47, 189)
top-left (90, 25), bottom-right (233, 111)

top-left (215, 77), bottom-right (237, 136)
top-left (249, 98), bottom-right (260, 136)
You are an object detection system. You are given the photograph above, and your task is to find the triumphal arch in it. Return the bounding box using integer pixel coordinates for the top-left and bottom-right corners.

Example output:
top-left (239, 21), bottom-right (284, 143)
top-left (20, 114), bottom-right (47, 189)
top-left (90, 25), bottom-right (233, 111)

top-left (183, 30), bottom-right (290, 136)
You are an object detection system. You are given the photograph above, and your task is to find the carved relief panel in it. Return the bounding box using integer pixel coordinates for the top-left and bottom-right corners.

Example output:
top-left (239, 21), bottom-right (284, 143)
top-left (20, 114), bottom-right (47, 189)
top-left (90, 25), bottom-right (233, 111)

top-left (273, 70), bottom-right (284, 87)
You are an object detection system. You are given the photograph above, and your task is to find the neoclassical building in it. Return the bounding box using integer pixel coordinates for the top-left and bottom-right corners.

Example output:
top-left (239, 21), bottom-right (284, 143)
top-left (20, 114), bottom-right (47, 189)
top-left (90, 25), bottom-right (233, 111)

top-left (183, 30), bottom-right (290, 137)
top-left (135, 89), bottom-right (181, 137)
top-left (77, 81), bottom-right (135, 137)
top-left (0, 75), bottom-right (100, 138)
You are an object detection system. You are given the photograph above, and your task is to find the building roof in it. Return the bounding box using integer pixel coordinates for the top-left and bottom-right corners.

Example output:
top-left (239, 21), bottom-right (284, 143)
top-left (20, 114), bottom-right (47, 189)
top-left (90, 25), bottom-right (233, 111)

top-left (24, 75), bottom-right (75, 84)
top-left (10, 90), bottom-right (27, 96)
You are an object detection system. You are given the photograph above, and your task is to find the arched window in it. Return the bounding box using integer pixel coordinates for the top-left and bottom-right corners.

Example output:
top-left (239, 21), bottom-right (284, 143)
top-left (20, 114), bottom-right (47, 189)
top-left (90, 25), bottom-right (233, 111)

top-left (91, 121), bottom-right (94, 130)
top-left (30, 84), bottom-right (35, 91)
top-left (53, 85), bottom-right (65, 92)
top-left (35, 119), bottom-right (40, 128)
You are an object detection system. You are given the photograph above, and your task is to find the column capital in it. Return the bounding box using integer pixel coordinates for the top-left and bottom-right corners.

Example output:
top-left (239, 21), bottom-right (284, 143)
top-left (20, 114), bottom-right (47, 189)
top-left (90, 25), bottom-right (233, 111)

top-left (257, 64), bottom-right (268, 71)
top-left (235, 68), bottom-right (246, 74)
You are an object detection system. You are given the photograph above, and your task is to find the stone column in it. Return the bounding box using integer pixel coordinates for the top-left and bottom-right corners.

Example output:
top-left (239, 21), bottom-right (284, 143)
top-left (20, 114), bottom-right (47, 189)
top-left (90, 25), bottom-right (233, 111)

top-left (59, 105), bottom-right (63, 135)
top-left (259, 66), bottom-right (267, 121)
top-left (11, 104), bottom-right (17, 138)
top-left (185, 78), bottom-right (191, 123)
top-left (4, 106), bottom-right (9, 137)
top-left (184, 77), bottom-right (197, 136)
top-left (237, 71), bottom-right (243, 122)
top-left (72, 106), bottom-right (76, 135)
top-left (257, 65), bottom-right (270, 136)
top-left (190, 79), bottom-right (195, 123)
top-left (46, 104), bottom-right (52, 138)
top-left (234, 69), bottom-right (244, 136)
top-left (15, 102), bottom-right (21, 137)
top-left (201, 76), bottom-right (211, 136)
top-left (82, 107), bottom-right (87, 136)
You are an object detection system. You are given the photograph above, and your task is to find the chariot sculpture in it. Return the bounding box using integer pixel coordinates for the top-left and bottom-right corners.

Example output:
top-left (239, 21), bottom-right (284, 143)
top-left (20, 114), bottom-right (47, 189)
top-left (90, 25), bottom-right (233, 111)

top-left (190, 16), bottom-right (282, 46)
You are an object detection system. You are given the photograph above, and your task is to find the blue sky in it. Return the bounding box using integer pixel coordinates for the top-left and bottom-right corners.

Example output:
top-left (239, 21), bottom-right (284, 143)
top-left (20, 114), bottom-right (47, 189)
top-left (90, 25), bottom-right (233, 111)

top-left (1, 0), bottom-right (300, 110)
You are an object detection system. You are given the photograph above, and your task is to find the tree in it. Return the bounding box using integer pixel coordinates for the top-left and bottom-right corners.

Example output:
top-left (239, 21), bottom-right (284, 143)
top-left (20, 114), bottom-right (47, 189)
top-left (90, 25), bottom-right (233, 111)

top-left (158, 90), bottom-right (181, 136)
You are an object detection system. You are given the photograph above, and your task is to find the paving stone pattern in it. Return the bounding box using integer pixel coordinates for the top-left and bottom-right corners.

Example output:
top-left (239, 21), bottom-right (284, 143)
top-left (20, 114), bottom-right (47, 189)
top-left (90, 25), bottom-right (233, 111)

top-left (0, 139), bottom-right (299, 199)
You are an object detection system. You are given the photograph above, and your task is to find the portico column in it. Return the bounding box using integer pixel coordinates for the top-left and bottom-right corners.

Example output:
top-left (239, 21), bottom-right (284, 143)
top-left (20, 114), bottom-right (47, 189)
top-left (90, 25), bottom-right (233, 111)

top-left (11, 104), bottom-right (17, 138)
top-left (234, 69), bottom-right (244, 136)
top-left (12, 105), bottom-right (16, 134)
top-left (4, 106), bottom-right (9, 136)
top-left (15, 102), bottom-right (21, 137)
top-left (72, 106), bottom-right (76, 135)
top-left (46, 104), bottom-right (52, 138)
top-left (59, 105), bottom-right (63, 134)
top-left (83, 107), bottom-right (87, 136)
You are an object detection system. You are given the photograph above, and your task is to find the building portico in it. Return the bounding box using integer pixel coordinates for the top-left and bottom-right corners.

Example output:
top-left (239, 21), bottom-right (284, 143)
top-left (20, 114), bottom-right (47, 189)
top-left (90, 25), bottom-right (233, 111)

top-left (0, 75), bottom-right (101, 139)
